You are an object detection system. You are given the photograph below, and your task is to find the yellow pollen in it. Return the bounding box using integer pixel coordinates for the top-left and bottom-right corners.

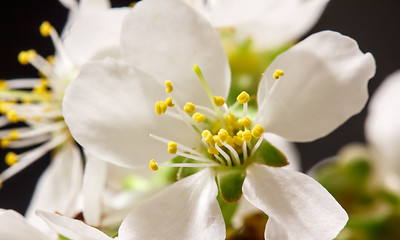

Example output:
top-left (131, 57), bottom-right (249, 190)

top-left (213, 96), bottom-right (225, 107)
top-left (273, 69), bottom-right (285, 79)
top-left (192, 112), bottom-right (206, 122)
top-left (40, 21), bottom-right (54, 37)
top-left (251, 125), bottom-right (265, 139)
top-left (6, 110), bottom-right (18, 123)
top-left (237, 91), bottom-right (250, 104)
top-left (46, 55), bottom-right (55, 65)
top-left (149, 159), bottom-right (159, 171)
top-left (165, 80), bottom-right (173, 93)
top-left (218, 129), bottom-right (229, 142)
top-left (184, 102), bottom-right (196, 114)
top-left (236, 130), bottom-right (244, 138)
top-left (233, 136), bottom-right (244, 146)
top-left (165, 97), bottom-right (174, 107)
top-left (213, 135), bottom-right (223, 147)
top-left (1, 139), bottom-right (10, 148)
top-left (5, 152), bottom-right (18, 166)
top-left (240, 117), bottom-right (252, 129)
top-left (8, 130), bottom-right (19, 140)
top-left (18, 49), bottom-right (36, 65)
top-left (242, 130), bottom-right (252, 142)
top-left (167, 142), bottom-right (178, 154)
top-left (155, 101), bottom-right (167, 115)
top-left (208, 146), bottom-right (219, 155)
top-left (0, 80), bottom-right (8, 90)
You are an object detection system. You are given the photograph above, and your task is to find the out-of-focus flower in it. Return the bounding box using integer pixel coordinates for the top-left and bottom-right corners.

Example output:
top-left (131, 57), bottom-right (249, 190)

top-left (0, 0), bottom-right (129, 231)
top-left (63, 0), bottom-right (375, 239)
top-left (366, 70), bottom-right (400, 191)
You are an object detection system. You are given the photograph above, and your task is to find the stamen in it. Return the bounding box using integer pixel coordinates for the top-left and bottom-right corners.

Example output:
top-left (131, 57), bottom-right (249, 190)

top-left (207, 146), bottom-right (219, 155)
top-left (39, 21), bottom-right (54, 37)
top-left (155, 101), bottom-right (167, 115)
top-left (273, 69), bottom-right (285, 79)
top-left (183, 102), bottom-right (196, 114)
top-left (251, 137), bottom-right (265, 156)
top-left (6, 110), bottom-right (19, 123)
top-left (165, 97), bottom-right (174, 107)
top-left (242, 130), bottom-right (252, 143)
top-left (251, 124), bottom-right (264, 139)
top-left (167, 142), bottom-right (178, 154)
top-left (5, 152), bottom-right (18, 166)
top-left (160, 162), bottom-right (219, 168)
top-left (192, 112), bottom-right (206, 122)
top-left (18, 50), bottom-right (36, 65)
top-left (213, 96), bottom-right (225, 107)
top-left (240, 117), bottom-right (251, 130)
top-left (165, 80), bottom-right (173, 93)
top-left (237, 91), bottom-right (250, 104)
top-left (221, 142), bottom-right (241, 166)
top-left (149, 159), bottom-right (159, 171)
top-left (150, 134), bottom-right (204, 157)
top-left (214, 144), bottom-right (232, 166)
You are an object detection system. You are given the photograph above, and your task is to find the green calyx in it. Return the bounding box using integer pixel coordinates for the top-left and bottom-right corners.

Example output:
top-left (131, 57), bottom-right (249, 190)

top-left (250, 140), bottom-right (288, 167)
top-left (216, 166), bottom-right (247, 203)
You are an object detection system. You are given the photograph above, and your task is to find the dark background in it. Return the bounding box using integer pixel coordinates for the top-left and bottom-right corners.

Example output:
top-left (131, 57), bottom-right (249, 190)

top-left (0, 0), bottom-right (399, 214)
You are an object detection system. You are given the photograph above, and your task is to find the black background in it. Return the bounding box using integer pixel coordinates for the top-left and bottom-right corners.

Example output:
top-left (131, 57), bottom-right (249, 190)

top-left (0, 0), bottom-right (399, 214)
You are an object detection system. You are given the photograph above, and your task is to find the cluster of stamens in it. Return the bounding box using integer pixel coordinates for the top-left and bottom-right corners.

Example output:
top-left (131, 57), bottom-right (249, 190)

top-left (149, 65), bottom-right (284, 171)
top-left (0, 21), bottom-right (75, 187)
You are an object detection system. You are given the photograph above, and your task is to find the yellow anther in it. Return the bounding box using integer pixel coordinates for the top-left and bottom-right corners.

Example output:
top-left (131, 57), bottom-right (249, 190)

top-left (165, 80), bottom-right (173, 93)
top-left (218, 129), bottom-right (229, 142)
top-left (225, 135), bottom-right (233, 146)
top-left (0, 80), bottom-right (8, 90)
top-left (167, 142), bottom-right (178, 154)
top-left (202, 130), bottom-right (212, 138)
top-left (242, 130), bottom-right (252, 142)
top-left (0, 102), bottom-right (9, 114)
top-left (192, 112), bottom-right (206, 123)
top-left (155, 101), bottom-right (167, 115)
top-left (46, 55), bottom-right (55, 65)
top-left (165, 97), bottom-right (174, 107)
top-left (149, 159), bottom-right (159, 171)
top-left (213, 96), bottom-right (225, 107)
top-left (1, 139), bottom-right (10, 148)
top-left (6, 110), bottom-right (18, 123)
top-left (225, 113), bottom-right (236, 126)
top-left (129, 2), bottom-right (136, 7)
top-left (233, 136), bottom-right (244, 146)
top-left (5, 152), bottom-right (18, 166)
top-left (208, 146), bottom-right (219, 155)
top-left (0, 180), bottom-right (2, 189)
top-left (18, 49), bottom-right (36, 65)
top-left (9, 130), bottom-right (19, 141)
top-left (213, 135), bottom-right (223, 146)
top-left (251, 124), bottom-right (265, 139)
top-left (240, 117), bottom-right (252, 129)
top-left (236, 130), bottom-right (244, 138)
top-left (184, 102), bottom-right (196, 114)
top-left (273, 69), bottom-right (285, 79)
top-left (40, 21), bottom-right (54, 37)
top-left (237, 91), bottom-right (250, 104)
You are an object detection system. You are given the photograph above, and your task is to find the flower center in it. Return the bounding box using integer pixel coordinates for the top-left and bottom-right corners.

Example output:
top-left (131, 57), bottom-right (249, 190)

top-left (149, 65), bottom-right (285, 171)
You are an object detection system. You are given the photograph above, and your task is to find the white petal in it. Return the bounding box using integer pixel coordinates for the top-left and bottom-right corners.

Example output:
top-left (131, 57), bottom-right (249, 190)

top-left (118, 169), bottom-right (225, 240)
top-left (263, 133), bottom-right (301, 171)
top-left (199, 0), bottom-right (329, 49)
top-left (63, 8), bottom-right (129, 66)
top-left (0, 209), bottom-right (53, 240)
top-left (366, 70), bottom-right (400, 180)
top-left (25, 142), bottom-right (83, 234)
top-left (82, 152), bottom-right (108, 227)
top-left (63, 58), bottom-right (197, 168)
top-left (121, 0), bottom-right (230, 106)
top-left (79, 0), bottom-right (110, 12)
top-left (256, 31), bottom-right (375, 142)
top-left (243, 164), bottom-right (348, 240)
top-left (37, 211), bottom-right (112, 240)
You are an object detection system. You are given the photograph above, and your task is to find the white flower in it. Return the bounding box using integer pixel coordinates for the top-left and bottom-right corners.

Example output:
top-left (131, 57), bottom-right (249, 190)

top-left (63, 0), bottom-right (375, 239)
top-left (0, 0), bottom-right (129, 230)
top-left (183, 0), bottom-right (329, 49)
top-left (366, 70), bottom-right (400, 191)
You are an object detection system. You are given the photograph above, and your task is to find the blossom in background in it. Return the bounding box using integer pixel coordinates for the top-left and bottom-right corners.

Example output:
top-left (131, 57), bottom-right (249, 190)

top-left (63, 0), bottom-right (375, 239)
top-left (366, 70), bottom-right (400, 191)
top-left (0, 0), bottom-right (129, 231)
